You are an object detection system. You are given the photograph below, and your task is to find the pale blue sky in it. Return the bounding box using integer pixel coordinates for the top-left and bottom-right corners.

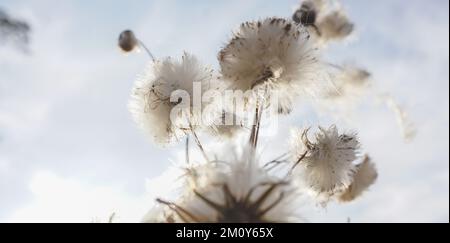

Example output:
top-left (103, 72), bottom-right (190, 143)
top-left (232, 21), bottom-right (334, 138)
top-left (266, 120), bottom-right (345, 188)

top-left (0, 0), bottom-right (448, 222)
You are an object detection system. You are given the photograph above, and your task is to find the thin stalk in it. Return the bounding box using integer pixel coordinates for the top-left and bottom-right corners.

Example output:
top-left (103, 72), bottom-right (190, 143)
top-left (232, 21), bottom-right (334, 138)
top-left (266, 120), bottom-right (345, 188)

top-left (254, 103), bottom-right (263, 148)
top-left (138, 39), bottom-right (155, 61)
top-left (189, 123), bottom-right (210, 162)
top-left (287, 151), bottom-right (308, 177)
top-left (185, 136), bottom-right (190, 165)
top-left (249, 100), bottom-right (263, 150)
top-left (264, 153), bottom-right (290, 172)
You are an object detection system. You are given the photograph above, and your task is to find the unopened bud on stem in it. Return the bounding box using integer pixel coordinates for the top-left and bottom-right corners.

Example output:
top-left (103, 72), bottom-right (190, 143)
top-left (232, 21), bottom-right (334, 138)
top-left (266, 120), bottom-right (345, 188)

top-left (118, 30), bottom-right (138, 52)
top-left (118, 29), bottom-right (155, 61)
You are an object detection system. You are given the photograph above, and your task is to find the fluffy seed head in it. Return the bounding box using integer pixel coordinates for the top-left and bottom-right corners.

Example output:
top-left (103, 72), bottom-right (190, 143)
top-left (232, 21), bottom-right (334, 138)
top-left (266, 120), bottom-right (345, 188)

top-left (338, 156), bottom-right (378, 202)
top-left (153, 147), bottom-right (300, 223)
top-left (291, 125), bottom-right (360, 196)
top-left (128, 53), bottom-right (214, 146)
top-left (219, 17), bottom-right (323, 113)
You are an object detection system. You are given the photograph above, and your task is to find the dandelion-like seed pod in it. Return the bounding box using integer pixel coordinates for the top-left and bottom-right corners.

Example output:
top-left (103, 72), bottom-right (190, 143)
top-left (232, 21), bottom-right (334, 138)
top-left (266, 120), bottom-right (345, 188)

top-left (218, 17), bottom-right (323, 114)
top-left (290, 126), bottom-right (360, 197)
top-left (147, 148), bottom-right (300, 223)
top-left (128, 53), bottom-right (214, 146)
top-left (339, 156), bottom-right (378, 202)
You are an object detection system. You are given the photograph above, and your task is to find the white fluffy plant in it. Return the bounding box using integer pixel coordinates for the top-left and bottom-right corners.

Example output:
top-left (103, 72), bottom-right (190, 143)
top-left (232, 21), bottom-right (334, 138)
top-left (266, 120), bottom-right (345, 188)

top-left (128, 53), bottom-right (215, 146)
top-left (119, 0), bottom-right (381, 223)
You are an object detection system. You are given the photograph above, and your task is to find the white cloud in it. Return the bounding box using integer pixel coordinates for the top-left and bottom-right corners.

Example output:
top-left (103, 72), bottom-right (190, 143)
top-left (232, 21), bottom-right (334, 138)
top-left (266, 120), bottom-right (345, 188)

top-left (7, 171), bottom-right (151, 223)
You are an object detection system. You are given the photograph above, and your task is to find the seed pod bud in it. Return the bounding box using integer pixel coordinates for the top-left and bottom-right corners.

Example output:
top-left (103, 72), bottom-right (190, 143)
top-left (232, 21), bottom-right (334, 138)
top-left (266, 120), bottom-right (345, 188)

top-left (293, 2), bottom-right (317, 26)
top-left (118, 30), bottom-right (138, 52)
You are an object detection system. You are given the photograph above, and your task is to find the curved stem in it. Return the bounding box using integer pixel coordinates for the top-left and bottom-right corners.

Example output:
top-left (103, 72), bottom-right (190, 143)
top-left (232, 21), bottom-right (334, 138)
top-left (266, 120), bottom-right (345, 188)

top-left (287, 151), bottom-right (308, 177)
top-left (265, 153), bottom-right (289, 165)
top-left (138, 39), bottom-right (155, 61)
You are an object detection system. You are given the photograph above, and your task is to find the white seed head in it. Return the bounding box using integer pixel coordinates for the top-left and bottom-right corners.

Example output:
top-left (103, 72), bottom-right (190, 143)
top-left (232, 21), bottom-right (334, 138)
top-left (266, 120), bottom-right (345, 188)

top-left (338, 156), bottom-right (378, 202)
top-left (291, 125), bottom-right (360, 196)
top-left (219, 18), bottom-right (323, 114)
top-left (154, 147), bottom-right (301, 223)
top-left (128, 53), bottom-right (214, 146)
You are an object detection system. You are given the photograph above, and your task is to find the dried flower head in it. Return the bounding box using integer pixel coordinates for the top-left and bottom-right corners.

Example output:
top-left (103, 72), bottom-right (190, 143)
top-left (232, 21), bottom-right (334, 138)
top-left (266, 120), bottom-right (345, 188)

top-left (219, 17), bottom-right (322, 113)
top-left (153, 148), bottom-right (300, 223)
top-left (129, 53), bottom-right (214, 146)
top-left (292, 0), bottom-right (325, 31)
top-left (293, 0), bottom-right (354, 44)
top-left (338, 155), bottom-right (378, 202)
top-left (316, 10), bottom-right (354, 42)
top-left (290, 125), bottom-right (360, 196)
top-left (118, 30), bottom-right (139, 53)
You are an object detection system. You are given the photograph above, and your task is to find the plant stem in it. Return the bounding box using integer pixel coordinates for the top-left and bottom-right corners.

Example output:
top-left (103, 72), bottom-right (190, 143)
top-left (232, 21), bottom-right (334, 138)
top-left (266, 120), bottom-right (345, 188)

top-left (189, 123), bottom-right (210, 162)
top-left (185, 135), bottom-right (190, 165)
top-left (264, 153), bottom-right (290, 171)
top-left (138, 39), bottom-right (155, 61)
top-left (287, 151), bottom-right (308, 177)
top-left (249, 100), bottom-right (263, 150)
